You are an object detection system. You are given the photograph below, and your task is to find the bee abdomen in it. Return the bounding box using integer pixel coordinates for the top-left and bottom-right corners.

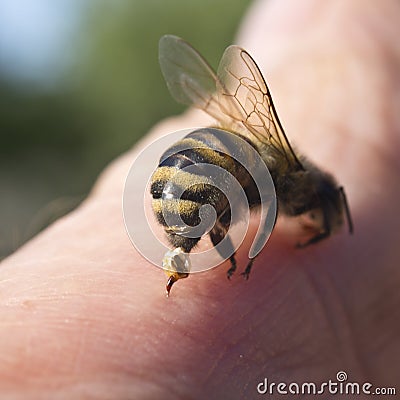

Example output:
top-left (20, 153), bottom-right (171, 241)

top-left (151, 167), bottom-right (228, 218)
top-left (152, 198), bottom-right (201, 227)
top-left (159, 133), bottom-right (237, 173)
top-left (150, 132), bottom-right (234, 207)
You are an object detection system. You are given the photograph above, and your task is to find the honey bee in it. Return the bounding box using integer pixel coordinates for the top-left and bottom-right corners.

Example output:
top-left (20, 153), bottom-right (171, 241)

top-left (151, 35), bottom-right (353, 295)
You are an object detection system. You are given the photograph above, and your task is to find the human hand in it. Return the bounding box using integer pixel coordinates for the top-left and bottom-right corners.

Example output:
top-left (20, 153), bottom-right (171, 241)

top-left (1, 0), bottom-right (399, 398)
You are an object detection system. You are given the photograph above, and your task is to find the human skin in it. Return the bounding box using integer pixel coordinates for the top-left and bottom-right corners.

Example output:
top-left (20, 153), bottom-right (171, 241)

top-left (1, 0), bottom-right (399, 398)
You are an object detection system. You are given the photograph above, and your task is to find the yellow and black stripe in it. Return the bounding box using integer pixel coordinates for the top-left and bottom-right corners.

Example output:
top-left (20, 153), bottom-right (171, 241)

top-left (150, 128), bottom-right (258, 252)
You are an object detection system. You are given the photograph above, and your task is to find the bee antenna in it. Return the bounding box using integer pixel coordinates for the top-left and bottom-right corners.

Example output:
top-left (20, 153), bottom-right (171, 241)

top-left (339, 187), bottom-right (353, 234)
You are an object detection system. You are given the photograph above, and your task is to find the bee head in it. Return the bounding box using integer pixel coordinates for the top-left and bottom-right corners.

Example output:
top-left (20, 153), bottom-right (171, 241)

top-left (311, 170), bottom-right (353, 235)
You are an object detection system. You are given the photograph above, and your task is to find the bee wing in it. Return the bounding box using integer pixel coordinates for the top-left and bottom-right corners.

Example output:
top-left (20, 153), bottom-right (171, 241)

top-left (217, 45), bottom-right (303, 169)
top-left (159, 35), bottom-right (243, 131)
top-left (159, 35), bottom-right (302, 170)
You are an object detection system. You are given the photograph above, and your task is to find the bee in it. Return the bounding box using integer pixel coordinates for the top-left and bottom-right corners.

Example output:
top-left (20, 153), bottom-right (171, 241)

top-left (151, 35), bottom-right (353, 295)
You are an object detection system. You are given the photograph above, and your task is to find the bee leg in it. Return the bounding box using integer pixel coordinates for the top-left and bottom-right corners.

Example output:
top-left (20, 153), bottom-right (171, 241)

top-left (241, 258), bottom-right (255, 280)
top-left (241, 200), bottom-right (277, 279)
top-left (209, 224), bottom-right (237, 279)
top-left (226, 254), bottom-right (237, 279)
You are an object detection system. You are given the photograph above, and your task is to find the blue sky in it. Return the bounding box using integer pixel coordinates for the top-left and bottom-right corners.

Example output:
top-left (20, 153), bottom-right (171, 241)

top-left (0, 0), bottom-right (84, 84)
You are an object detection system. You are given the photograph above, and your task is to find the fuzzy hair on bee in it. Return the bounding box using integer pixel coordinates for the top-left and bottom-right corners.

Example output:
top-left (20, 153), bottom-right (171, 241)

top-left (152, 35), bottom-right (353, 295)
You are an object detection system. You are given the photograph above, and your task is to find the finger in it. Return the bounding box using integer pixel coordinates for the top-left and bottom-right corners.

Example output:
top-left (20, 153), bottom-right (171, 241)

top-left (99, 0), bottom-right (400, 392)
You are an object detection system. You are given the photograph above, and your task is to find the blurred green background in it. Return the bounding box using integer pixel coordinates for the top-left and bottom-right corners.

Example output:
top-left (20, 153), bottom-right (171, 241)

top-left (0, 0), bottom-right (252, 259)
